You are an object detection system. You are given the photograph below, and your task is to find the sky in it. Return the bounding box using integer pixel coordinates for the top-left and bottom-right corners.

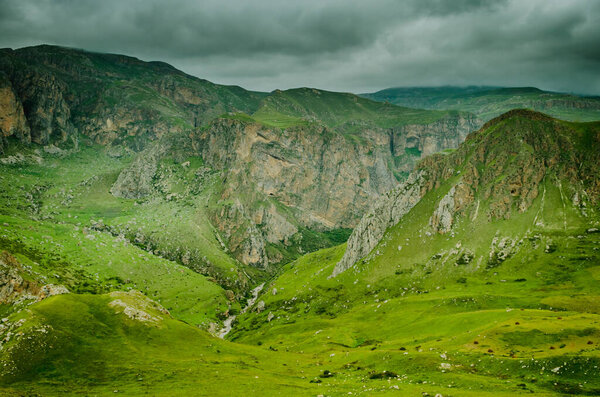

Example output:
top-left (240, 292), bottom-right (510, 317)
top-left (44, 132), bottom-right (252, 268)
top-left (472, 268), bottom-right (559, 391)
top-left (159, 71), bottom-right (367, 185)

top-left (0, 0), bottom-right (599, 95)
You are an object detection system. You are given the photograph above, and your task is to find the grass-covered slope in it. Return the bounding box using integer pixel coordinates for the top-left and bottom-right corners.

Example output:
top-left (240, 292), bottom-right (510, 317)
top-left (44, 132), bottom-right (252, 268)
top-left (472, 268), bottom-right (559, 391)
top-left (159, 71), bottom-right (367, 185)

top-left (0, 140), bottom-right (262, 327)
top-left (362, 86), bottom-right (600, 122)
top-left (250, 87), bottom-right (468, 129)
top-left (0, 290), bottom-right (359, 396)
top-left (228, 111), bottom-right (600, 396)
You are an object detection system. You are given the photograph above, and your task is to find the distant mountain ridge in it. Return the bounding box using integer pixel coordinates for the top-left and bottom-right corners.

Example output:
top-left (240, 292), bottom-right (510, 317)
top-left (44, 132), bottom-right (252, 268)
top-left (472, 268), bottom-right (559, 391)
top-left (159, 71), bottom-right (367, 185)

top-left (361, 85), bottom-right (600, 122)
top-left (0, 44), bottom-right (266, 152)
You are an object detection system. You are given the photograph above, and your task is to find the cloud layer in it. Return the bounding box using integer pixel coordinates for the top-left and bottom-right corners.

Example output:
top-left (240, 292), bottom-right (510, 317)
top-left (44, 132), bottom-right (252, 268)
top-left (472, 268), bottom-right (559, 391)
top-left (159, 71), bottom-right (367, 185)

top-left (1, 0), bottom-right (599, 94)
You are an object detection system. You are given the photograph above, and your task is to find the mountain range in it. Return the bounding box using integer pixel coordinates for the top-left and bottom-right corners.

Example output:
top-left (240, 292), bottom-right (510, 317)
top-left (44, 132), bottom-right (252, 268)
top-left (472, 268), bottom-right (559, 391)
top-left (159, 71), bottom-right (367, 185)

top-left (0, 45), bottom-right (599, 396)
top-left (362, 86), bottom-right (600, 123)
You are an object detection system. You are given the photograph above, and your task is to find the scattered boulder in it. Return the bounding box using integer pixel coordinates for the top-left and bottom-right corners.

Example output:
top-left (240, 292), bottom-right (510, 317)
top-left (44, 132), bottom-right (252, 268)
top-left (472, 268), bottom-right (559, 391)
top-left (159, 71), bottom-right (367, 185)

top-left (108, 290), bottom-right (169, 326)
top-left (319, 370), bottom-right (334, 378)
top-left (43, 144), bottom-right (65, 155)
top-left (368, 370), bottom-right (398, 379)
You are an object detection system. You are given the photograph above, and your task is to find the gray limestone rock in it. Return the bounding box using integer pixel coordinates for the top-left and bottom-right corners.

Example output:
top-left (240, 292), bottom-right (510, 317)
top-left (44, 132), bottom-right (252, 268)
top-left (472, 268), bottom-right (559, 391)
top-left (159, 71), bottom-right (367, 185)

top-left (331, 170), bottom-right (426, 277)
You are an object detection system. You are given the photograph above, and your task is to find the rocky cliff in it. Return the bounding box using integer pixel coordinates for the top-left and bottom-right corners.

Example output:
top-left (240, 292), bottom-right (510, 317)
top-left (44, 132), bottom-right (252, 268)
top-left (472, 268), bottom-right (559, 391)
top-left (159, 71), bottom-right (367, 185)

top-left (331, 171), bottom-right (426, 277)
top-left (1, 45), bottom-right (481, 270)
top-left (389, 112), bottom-right (477, 175)
top-left (112, 111), bottom-right (478, 268)
top-left (332, 109), bottom-right (600, 275)
top-left (0, 72), bottom-right (30, 153)
top-left (194, 119), bottom-right (398, 267)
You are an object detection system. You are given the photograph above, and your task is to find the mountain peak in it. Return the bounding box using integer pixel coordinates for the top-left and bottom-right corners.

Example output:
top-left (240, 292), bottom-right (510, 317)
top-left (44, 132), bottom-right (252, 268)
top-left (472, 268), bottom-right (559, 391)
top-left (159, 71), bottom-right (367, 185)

top-left (478, 108), bottom-right (554, 131)
top-left (334, 110), bottom-right (600, 276)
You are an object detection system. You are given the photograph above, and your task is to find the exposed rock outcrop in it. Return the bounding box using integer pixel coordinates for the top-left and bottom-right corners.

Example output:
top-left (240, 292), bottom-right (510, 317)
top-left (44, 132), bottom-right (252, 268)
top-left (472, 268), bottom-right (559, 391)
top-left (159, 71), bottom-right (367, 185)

top-left (0, 252), bottom-right (69, 304)
top-left (110, 141), bottom-right (168, 198)
top-left (0, 72), bottom-right (30, 153)
top-left (331, 171), bottom-right (426, 276)
top-left (108, 290), bottom-right (169, 326)
top-left (390, 113), bottom-right (478, 174)
top-left (429, 185), bottom-right (456, 233)
top-left (194, 119), bottom-right (398, 228)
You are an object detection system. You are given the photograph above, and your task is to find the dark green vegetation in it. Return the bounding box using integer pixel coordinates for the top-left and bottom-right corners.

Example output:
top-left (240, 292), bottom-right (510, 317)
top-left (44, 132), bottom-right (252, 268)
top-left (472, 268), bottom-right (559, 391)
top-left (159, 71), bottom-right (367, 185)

top-left (362, 86), bottom-right (600, 122)
top-left (1, 45), bottom-right (600, 396)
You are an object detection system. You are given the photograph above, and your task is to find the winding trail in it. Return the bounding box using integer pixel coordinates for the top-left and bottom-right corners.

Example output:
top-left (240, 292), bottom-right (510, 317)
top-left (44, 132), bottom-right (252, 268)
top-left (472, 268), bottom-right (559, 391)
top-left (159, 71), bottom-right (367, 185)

top-left (218, 283), bottom-right (264, 339)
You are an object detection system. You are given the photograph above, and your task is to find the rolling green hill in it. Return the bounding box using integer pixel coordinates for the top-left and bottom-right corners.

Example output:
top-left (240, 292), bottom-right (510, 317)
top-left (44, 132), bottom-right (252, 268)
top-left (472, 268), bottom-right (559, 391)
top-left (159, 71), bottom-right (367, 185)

top-left (250, 87), bottom-right (462, 129)
top-left (0, 289), bottom-right (353, 395)
top-left (362, 86), bottom-right (600, 122)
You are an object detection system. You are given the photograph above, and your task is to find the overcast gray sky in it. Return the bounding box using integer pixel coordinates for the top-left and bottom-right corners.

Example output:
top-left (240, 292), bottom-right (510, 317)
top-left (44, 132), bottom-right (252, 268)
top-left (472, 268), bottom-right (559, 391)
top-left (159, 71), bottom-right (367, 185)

top-left (0, 0), bottom-right (599, 94)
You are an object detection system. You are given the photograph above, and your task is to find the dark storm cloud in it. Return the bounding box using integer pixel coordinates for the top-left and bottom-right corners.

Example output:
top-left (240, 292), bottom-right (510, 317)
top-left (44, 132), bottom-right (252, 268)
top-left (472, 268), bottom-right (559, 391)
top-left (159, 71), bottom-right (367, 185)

top-left (0, 0), bottom-right (598, 94)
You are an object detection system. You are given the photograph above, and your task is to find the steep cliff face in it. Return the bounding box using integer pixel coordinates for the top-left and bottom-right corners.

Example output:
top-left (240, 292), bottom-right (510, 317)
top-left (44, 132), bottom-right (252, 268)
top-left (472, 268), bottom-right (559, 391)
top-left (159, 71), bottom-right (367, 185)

top-left (390, 113), bottom-right (479, 175)
top-left (0, 72), bottom-right (30, 153)
top-left (111, 110), bottom-right (477, 268)
top-left (332, 109), bottom-right (600, 275)
top-left (195, 119), bottom-right (398, 227)
top-left (11, 69), bottom-right (75, 146)
top-left (331, 171), bottom-right (426, 277)
top-left (193, 119), bottom-right (399, 267)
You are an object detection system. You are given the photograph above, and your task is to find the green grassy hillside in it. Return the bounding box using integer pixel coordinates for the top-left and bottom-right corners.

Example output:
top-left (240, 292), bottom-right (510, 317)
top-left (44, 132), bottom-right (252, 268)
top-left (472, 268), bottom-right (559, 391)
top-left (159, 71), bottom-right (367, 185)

top-left (228, 112), bottom-right (600, 396)
top-left (0, 290), bottom-right (343, 396)
top-left (0, 140), bottom-right (265, 327)
top-left (362, 86), bottom-right (600, 122)
top-left (250, 87), bottom-right (465, 129)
